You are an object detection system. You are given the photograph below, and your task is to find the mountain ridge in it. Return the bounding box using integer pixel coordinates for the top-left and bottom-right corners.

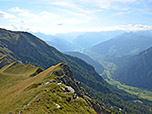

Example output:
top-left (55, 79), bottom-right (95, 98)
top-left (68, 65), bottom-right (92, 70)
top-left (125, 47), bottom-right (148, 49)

top-left (89, 31), bottom-right (152, 60)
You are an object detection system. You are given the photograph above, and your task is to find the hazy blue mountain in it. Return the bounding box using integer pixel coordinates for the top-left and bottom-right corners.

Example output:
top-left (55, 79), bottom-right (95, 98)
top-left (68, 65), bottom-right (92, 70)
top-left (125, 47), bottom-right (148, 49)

top-left (65, 51), bottom-right (104, 74)
top-left (33, 32), bottom-right (75, 52)
top-left (114, 47), bottom-right (152, 91)
top-left (34, 31), bottom-right (124, 52)
top-left (46, 39), bottom-right (75, 52)
top-left (89, 31), bottom-right (152, 60)
top-left (55, 32), bottom-right (83, 43)
top-left (74, 31), bottom-right (124, 49)
top-left (33, 32), bottom-right (54, 41)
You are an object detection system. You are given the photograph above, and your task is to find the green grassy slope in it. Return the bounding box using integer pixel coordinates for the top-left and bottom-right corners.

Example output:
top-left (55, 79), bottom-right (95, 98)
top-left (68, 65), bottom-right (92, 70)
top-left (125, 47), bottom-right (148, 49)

top-left (0, 62), bottom-right (42, 96)
top-left (0, 63), bottom-right (43, 113)
top-left (0, 61), bottom-right (104, 114)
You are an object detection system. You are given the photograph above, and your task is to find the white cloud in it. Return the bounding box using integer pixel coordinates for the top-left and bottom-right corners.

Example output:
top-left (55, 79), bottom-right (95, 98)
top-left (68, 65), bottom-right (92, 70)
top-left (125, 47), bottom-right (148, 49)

top-left (79, 0), bottom-right (137, 9)
top-left (0, 11), bottom-right (15, 19)
top-left (99, 24), bottom-right (152, 31)
top-left (9, 7), bottom-right (57, 25)
top-left (54, 17), bottom-right (89, 26)
top-left (111, 0), bottom-right (136, 2)
top-left (50, 1), bottom-right (103, 14)
top-left (2, 7), bottom-right (152, 34)
top-left (2, 24), bottom-right (152, 35)
top-left (46, 1), bottom-right (101, 25)
top-left (1, 24), bottom-right (41, 33)
top-left (4, 7), bottom-right (92, 34)
top-left (40, 11), bottom-right (57, 18)
top-left (50, 1), bottom-right (79, 9)
top-left (0, 0), bottom-right (19, 2)
top-left (10, 6), bottom-right (91, 26)
top-left (1, 1), bottom-right (151, 35)
top-left (10, 7), bottom-right (37, 19)
top-left (113, 11), bottom-right (131, 16)
top-left (10, 7), bottom-right (26, 12)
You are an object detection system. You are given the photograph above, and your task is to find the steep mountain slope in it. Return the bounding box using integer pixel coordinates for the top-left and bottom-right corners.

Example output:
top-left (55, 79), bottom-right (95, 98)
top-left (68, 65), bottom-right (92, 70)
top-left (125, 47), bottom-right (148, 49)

top-left (0, 28), bottom-right (66, 68)
top-left (0, 58), bottom-right (110, 113)
top-left (65, 51), bottom-right (104, 74)
top-left (114, 47), bottom-right (152, 91)
top-left (0, 28), bottom-right (110, 93)
top-left (89, 31), bottom-right (152, 60)
top-left (0, 28), bottom-right (113, 106)
top-left (1, 28), bottom-right (152, 113)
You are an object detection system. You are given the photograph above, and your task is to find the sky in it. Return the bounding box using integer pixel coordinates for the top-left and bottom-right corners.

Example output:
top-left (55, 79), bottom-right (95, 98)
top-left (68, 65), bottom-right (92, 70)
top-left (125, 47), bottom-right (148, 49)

top-left (0, 0), bottom-right (152, 34)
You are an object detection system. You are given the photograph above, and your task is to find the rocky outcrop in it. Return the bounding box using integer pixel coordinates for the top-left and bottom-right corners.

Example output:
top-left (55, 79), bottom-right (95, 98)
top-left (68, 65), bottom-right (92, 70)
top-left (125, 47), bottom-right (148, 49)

top-left (51, 63), bottom-right (111, 114)
top-left (53, 63), bottom-right (74, 80)
top-left (52, 63), bottom-right (84, 97)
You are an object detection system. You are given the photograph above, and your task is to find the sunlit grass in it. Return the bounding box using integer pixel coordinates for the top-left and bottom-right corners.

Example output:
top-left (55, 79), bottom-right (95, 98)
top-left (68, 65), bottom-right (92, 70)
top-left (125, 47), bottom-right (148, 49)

top-left (0, 62), bottom-right (96, 114)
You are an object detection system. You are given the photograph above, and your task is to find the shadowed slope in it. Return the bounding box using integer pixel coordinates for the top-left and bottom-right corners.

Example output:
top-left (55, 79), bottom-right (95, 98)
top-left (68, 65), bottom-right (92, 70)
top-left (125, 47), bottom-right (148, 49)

top-left (114, 47), bottom-right (152, 90)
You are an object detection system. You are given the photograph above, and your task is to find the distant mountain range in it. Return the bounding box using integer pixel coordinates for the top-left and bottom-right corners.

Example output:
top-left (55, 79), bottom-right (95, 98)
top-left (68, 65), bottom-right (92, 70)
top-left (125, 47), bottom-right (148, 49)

top-left (34, 31), bottom-right (124, 52)
top-left (73, 31), bottom-right (124, 49)
top-left (33, 32), bottom-right (75, 52)
top-left (46, 39), bottom-right (74, 52)
top-left (86, 30), bottom-right (152, 91)
top-left (64, 30), bottom-right (152, 112)
top-left (89, 31), bottom-right (152, 60)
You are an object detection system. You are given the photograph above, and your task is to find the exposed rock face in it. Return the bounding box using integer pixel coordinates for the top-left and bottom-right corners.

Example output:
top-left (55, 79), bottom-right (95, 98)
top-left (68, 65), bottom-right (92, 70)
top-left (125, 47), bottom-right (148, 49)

top-left (53, 63), bottom-right (74, 80)
top-left (52, 63), bottom-right (111, 114)
top-left (53, 63), bottom-right (84, 97)
top-left (59, 63), bottom-right (74, 80)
